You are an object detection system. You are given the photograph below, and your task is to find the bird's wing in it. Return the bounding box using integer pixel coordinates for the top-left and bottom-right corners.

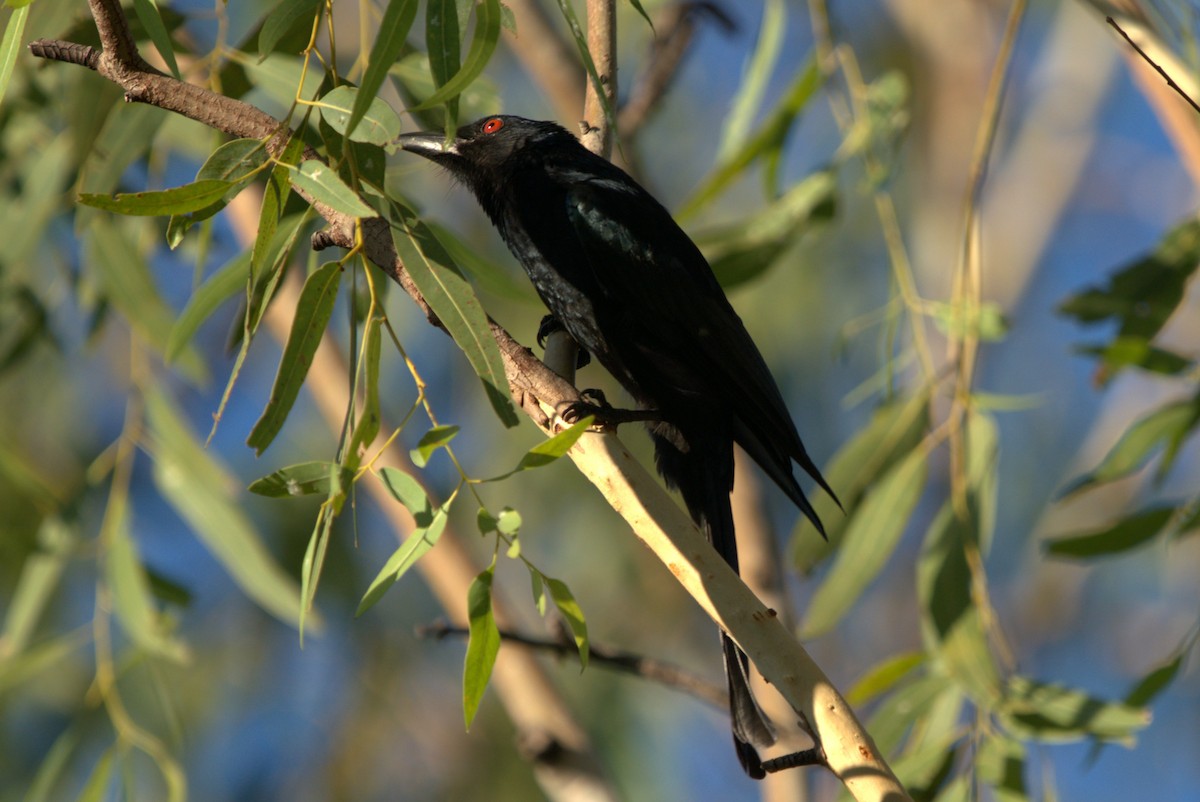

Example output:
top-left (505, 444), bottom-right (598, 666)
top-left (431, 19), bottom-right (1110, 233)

top-left (561, 174), bottom-right (833, 503)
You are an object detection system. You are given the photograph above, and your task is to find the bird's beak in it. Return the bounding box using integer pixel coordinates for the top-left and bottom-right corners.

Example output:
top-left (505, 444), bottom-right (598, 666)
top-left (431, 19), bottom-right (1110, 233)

top-left (397, 131), bottom-right (461, 159)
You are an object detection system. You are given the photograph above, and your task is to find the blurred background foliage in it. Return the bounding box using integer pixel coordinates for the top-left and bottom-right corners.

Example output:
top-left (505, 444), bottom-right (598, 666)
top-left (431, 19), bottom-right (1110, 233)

top-left (1, 0), bottom-right (1198, 800)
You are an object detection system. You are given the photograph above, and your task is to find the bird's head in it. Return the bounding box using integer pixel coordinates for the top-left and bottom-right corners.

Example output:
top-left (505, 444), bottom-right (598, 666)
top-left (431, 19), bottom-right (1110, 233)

top-left (398, 115), bottom-right (575, 179)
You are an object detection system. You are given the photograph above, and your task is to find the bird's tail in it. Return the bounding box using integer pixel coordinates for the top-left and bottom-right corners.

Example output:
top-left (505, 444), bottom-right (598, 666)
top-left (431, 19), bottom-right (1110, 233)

top-left (652, 423), bottom-right (775, 779)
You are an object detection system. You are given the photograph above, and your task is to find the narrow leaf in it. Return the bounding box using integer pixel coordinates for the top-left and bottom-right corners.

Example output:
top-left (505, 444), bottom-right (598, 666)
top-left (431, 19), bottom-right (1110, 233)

top-left (413, 0), bottom-right (502, 111)
top-left (246, 261), bottom-right (343, 455)
top-left (481, 416), bottom-right (593, 481)
top-left (998, 675), bottom-right (1150, 743)
top-left (131, 0), bottom-right (181, 78)
top-left (546, 577), bottom-right (588, 669)
top-left (1045, 506), bottom-right (1174, 559)
top-left (377, 467), bottom-right (434, 521)
top-left (463, 566), bottom-right (501, 728)
top-left (0, 5), bottom-right (30, 107)
top-left (290, 161), bottom-right (377, 218)
top-left (391, 212), bottom-right (518, 426)
top-left (356, 505), bottom-right (449, 616)
top-left (107, 516), bottom-right (189, 662)
top-left (258, 0), bottom-right (323, 57)
top-left (346, 0), bottom-right (420, 140)
top-left (145, 388), bottom-right (307, 627)
top-left (801, 446), bottom-right (927, 638)
top-left (166, 251), bottom-right (249, 362)
top-left (80, 179), bottom-right (235, 216)
top-left (248, 461), bottom-right (351, 497)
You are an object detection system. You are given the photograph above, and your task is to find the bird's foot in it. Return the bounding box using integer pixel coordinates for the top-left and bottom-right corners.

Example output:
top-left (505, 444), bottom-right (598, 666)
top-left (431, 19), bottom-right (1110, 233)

top-left (537, 314), bottom-right (590, 369)
top-left (759, 745), bottom-right (827, 774)
top-left (559, 389), bottom-right (660, 430)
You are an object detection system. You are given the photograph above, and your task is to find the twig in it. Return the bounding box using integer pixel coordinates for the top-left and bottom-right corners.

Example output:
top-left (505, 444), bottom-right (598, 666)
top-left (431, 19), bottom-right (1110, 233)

top-left (417, 621), bottom-right (728, 708)
top-left (1106, 15), bottom-right (1200, 115)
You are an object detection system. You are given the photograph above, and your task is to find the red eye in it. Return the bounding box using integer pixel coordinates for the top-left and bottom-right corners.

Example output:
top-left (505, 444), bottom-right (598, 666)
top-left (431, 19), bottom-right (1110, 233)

top-left (482, 117), bottom-right (504, 134)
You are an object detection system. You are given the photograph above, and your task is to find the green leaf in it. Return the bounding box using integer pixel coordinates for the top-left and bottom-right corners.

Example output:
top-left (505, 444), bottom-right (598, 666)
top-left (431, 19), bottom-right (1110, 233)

top-left (496, 507), bottom-right (521, 536)
top-left (530, 569), bottom-right (546, 615)
top-left (87, 220), bottom-right (206, 382)
top-left (357, 504), bottom-right (449, 616)
top-left (976, 735), bottom-right (1028, 802)
top-left (318, 85), bottom-right (402, 145)
top-left (846, 650), bottom-right (926, 705)
top-left (290, 160), bottom-right (377, 218)
top-left (624, 0), bottom-right (654, 29)
top-left (865, 674), bottom-right (954, 756)
top-left (145, 388), bottom-right (307, 627)
top-left (347, 314), bottom-right (384, 462)
top-left (546, 577), bottom-right (588, 669)
top-left (998, 675), bottom-right (1150, 743)
top-left (346, 0), bottom-right (419, 141)
top-left (426, 0), bottom-right (463, 125)
top-left (166, 250), bottom-right (249, 362)
top-left (80, 179), bottom-right (236, 216)
top-left (253, 134), bottom-right (306, 284)
top-left (0, 5), bottom-right (30, 108)
top-left (481, 416), bottom-right (593, 480)
top-left (378, 467), bottom-right (435, 521)
top-left (0, 630), bottom-right (89, 698)
top-left (1044, 506), bottom-right (1175, 559)
top-left (681, 56), bottom-right (821, 217)
top-left (699, 170), bottom-right (837, 289)
top-left (792, 390), bottom-right (929, 572)
top-left (107, 515), bottom-right (189, 662)
top-left (1060, 398), bottom-right (1200, 496)
top-left (77, 747), bottom-right (116, 802)
top-left (248, 461), bottom-right (352, 497)
top-left (463, 565), bottom-right (501, 729)
top-left (409, 424), bottom-right (461, 468)
top-left (1077, 338), bottom-right (1193, 382)
top-left (131, 0), bottom-right (180, 78)
top-left (25, 727), bottom-right (81, 802)
top-left (715, 0), bottom-right (784, 163)
top-left (1059, 218), bottom-right (1200, 339)
top-left (800, 445), bottom-right (927, 638)
top-left (552, 0), bottom-right (617, 136)
top-left (391, 209), bottom-right (518, 427)
top-left (917, 501), bottom-right (1003, 703)
top-left (1, 518), bottom-right (74, 657)
top-left (258, 0), bottom-right (323, 58)
top-left (930, 300), bottom-right (1009, 342)
top-left (412, 0), bottom-right (501, 112)
top-left (246, 261), bottom-right (343, 455)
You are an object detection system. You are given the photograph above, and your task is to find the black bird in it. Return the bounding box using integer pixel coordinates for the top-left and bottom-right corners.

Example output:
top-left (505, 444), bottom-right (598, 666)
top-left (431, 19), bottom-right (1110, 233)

top-left (400, 115), bottom-right (836, 778)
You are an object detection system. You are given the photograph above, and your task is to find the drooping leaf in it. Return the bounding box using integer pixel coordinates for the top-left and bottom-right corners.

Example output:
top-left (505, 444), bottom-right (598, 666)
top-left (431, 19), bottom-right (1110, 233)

top-left (715, 0), bottom-right (785, 163)
top-left (546, 577), bottom-right (588, 669)
top-left (917, 500), bottom-right (1003, 704)
top-left (792, 389), bottom-right (929, 571)
top-left (246, 261), bottom-right (343, 455)
top-left (801, 445), bottom-right (927, 638)
top-left (347, 314), bottom-right (384, 463)
top-left (357, 504), bottom-right (449, 616)
top-left (106, 514), bottom-right (189, 663)
top-left (346, 0), bottom-right (419, 140)
top-left (481, 416), bottom-right (593, 481)
top-left (391, 207), bottom-right (518, 427)
top-left (378, 467), bottom-right (435, 522)
top-left (145, 388), bottom-right (307, 627)
top-left (998, 675), bottom-right (1149, 744)
top-left (846, 650), bottom-right (926, 705)
top-left (131, 0), bottom-right (180, 78)
top-left (426, 0), bottom-right (462, 126)
top-left (463, 565), bottom-right (501, 728)
top-left (166, 250), bottom-right (250, 362)
top-left (413, 0), bottom-right (501, 114)
top-left (1044, 506), bottom-right (1175, 559)
top-left (1060, 397), bottom-right (1200, 496)
top-left (976, 735), bottom-right (1028, 802)
top-left (258, 0), bottom-right (323, 58)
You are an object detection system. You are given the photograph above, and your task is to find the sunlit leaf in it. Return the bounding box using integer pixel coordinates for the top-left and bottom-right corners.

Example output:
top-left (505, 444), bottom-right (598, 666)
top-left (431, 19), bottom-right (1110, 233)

top-left (290, 161), bottom-right (377, 218)
top-left (357, 504), bottom-right (449, 616)
top-left (146, 388), bottom-right (307, 627)
top-left (546, 577), bottom-right (588, 669)
top-left (409, 424), bottom-right (461, 468)
top-left (248, 461), bottom-right (352, 497)
top-left (413, 0), bottom-right (501, 112)
top-left (481, 416), bottom-right (593, 480)
top-left (463, 565), bottom-right (501, 728)
top-left (318, 85), bottom-right (402, 145)
top-left (246, 261), bottom-right (343, 455)
top-left (998, 676), bottom-right (1149, 743)
top-left (80, 180), bottom-right (235, 216)
top-left (346, 0), bottom-right (419, 140)
top-left (107, 515), bottom-right (189, 663)
top-left (801, 446), bottom-right (927, 638)
top-left (0, 5), bottom-right (30, 108)
top-left (846, 651), bottom-right (926, 705)
top-left (391, 208), bottom-right (518, 427)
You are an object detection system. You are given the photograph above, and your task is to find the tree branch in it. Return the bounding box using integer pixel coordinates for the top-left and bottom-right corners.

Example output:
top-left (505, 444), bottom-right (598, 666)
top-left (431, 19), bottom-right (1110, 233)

top-left (32, 3), bottom-right (909, 799)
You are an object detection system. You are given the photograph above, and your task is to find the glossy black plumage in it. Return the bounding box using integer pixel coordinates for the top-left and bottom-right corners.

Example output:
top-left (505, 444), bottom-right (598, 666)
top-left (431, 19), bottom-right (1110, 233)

top-left (400, 115), bottom-right (835, 778)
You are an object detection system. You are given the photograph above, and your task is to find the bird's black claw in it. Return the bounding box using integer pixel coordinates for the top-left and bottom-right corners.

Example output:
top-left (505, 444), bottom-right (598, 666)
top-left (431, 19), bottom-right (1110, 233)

top-left (559, 390), bottom-right (661, 429)
top-left (760, 746), bottom-right (827, 774)
top-left (537, 314), bottom-right (591, 368)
